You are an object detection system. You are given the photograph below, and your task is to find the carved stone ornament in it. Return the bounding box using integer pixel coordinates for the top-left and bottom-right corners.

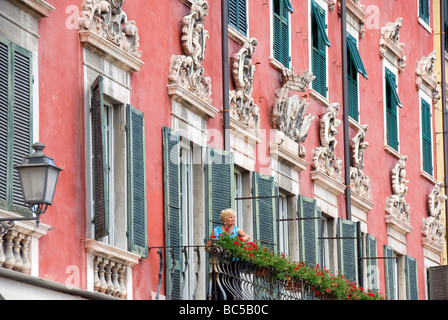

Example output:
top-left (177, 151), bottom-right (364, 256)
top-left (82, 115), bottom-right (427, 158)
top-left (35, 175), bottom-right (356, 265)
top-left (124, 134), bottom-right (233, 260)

top-left (337, 0), bottom-right (367, 38)
top-left (168, 1), bottom-right (212, 104)
top-left (350, 124), bottom-right (371, 199)
top-left (229, 38), bottom-right (260, 129)
top-left (379, 18), bottom-right (407, 72)
top-left (423, 182), bottom-right (447, 245)
top-left (312, 103), bottom-right (343, 182)
top-left (385, 156), bottom-right (411, 224)
top-left (416, 51), bottom-right (441, 104)
top-left (271, 67), bottom-right (315, 158)
top-left (79, 0), bottom-right (141, 58)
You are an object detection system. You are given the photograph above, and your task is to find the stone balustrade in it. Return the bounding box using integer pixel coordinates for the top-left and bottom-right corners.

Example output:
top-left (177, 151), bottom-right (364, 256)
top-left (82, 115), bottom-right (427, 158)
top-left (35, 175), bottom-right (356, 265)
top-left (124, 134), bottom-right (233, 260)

top-left (0, 231), bottom-right (32, 274)
top-left (93, 255), bottom-right (127, 299)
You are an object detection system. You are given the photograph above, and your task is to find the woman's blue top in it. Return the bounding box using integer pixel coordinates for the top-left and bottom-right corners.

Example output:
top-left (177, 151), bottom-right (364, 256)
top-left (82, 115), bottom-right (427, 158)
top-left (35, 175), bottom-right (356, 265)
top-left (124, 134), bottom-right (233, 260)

top-left (214, 226), bottom-right (239, 238)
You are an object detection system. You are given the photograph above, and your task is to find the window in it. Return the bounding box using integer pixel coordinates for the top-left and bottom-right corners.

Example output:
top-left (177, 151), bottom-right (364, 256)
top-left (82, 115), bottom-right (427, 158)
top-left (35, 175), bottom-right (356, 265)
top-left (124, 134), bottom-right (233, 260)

top-left (91, 75), bottom-right (147, 256)
top-left (273, 0), bottom-right (293, 67)
top-left (311, 0), bottom-right (330, 97)
top-left (0, 35), bottom-right (33, 214)
top-left (346, 33), bottom-right (368, 121)
top-left (321, 216), bottom-right (331, 270)
top-left (419, 0), bottom-right (430, 24)
top-left (385, 68), bottom-right (401, 151)
top-left (278, 193), bottom-right (289, 256)
top-left (229, 0), bottom-right (247, 36)
top-left (421, 98), bottom-right (433, 175)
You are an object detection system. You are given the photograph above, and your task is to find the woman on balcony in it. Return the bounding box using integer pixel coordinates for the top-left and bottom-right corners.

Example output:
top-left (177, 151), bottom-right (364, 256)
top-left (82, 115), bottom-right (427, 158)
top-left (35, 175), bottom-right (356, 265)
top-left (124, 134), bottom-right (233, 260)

top-left (206, 208), bottom-right (250, 247)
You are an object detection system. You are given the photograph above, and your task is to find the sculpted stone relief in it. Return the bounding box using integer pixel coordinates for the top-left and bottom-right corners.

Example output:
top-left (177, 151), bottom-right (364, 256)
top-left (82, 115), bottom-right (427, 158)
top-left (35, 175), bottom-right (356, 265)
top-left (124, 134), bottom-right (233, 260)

top-left (312, 103), bottom-right (343, 182)
top-left (168, 1), bottom-right (212, 104)
top-left (423, 182), bottom-right (447, 245)
top-left (229, 38), bottom-right (260, 129)
top-left (79, 0), bottom-right (141, 58)
top-left (379, 18), bottom-right (406, 71)
top-left (416, 51), bottom-right (441, 104)
top-left (271, 68), bottom-right (315, 158)
top-left (350, 124), bottom-right (371, 199)
top-left (386, 156), bottom-right (411, 224)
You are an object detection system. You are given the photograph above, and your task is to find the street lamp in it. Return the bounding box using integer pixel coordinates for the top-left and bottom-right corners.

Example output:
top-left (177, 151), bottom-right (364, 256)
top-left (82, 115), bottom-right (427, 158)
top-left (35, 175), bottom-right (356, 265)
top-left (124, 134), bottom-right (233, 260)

top-left (0, 142), bottom-right (62, 234)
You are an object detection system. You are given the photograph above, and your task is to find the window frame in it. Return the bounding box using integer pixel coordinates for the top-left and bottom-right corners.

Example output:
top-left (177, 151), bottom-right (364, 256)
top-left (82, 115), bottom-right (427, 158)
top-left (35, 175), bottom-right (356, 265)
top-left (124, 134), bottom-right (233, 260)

top-left (272, 0), bottom-right (292, 68)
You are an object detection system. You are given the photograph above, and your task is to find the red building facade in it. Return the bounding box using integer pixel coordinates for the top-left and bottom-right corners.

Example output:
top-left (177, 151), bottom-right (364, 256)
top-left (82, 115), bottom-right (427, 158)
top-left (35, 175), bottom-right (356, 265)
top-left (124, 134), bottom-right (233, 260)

top-left (0, 0), bottom-right (445, 301)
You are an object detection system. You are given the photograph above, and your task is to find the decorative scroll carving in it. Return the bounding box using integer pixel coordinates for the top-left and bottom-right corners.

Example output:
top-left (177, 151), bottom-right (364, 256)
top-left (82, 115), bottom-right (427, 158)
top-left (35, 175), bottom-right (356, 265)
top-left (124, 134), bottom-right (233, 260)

top-left (423, 182), bottom-right (447, 245)
top-left (229, 38), bottom-right (260, 129)
top-left (271, 68), bottom-right (315, 158)
top-left (386, 156), bottom-right (411, 224)
top-left (79, 0), bottom-right (141, 58)
top-left (350, 124), bottom-right (371, 199)
top-left (416, 51), bottom-right (441, 104)
top-left (168, 1), bottom-right (212, 104)
top-left (379, 18), bottom-right (406, 71)
top-left (312, 103), bottom-right (343, 182)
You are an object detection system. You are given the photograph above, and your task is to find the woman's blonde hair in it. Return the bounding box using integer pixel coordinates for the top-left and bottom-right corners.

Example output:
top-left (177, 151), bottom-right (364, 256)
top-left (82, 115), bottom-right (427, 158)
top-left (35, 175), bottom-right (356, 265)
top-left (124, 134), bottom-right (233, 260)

top-left (220, 208), bottom-right (235, 222)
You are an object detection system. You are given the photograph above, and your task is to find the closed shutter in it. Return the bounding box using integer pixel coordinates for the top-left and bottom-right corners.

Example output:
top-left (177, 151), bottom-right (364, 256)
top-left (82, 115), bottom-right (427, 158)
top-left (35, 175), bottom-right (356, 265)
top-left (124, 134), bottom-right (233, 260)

top-left (405, 255), bottom-right (418, 300)
top-left (337, 218), bottom-right (358, 283)
top-left (126, 104), bottom-right (147, 257)
top-left (162, 126), bottom-right (182, 300)
top-left (311, 1), bottom-right (329, 97)
top-left (428, 265), bottom-right (448, 300)
top-left (205, 147), bottom-right (235, 234)
top-left (347, 55), bottom-right (358, 121)
top-left (229, 0), bottom-right (247, 36)
top-left (0, 36), bottom-right (32, 212)
top-left (298, 195), bottom-right (321, 266)
top-left (252, 172), bottom-right (277, 252)
top-left (385, 69), bottom-right (399, 151)
top-left (365, 234), bottom-right (379, 292)
top-left (421, 99), bottom-right (432, 175)
top-left (419, 0), bottom-right (429, 23)
top-left (384, 245), bottom-right (396, 300)
top-left (91, 75), bottom-right (109, 239)
top-left (273, 0), bottom-right (290, 67)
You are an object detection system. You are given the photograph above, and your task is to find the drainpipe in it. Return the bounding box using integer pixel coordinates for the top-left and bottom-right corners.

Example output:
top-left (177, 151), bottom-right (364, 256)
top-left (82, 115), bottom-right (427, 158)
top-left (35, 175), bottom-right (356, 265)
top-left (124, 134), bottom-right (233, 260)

top-left (440, 0), bottom-right (448, 264)
top-left (222, 0), bottom-right (230, 151)
top-left (341, 0), bottom-right (351, 221)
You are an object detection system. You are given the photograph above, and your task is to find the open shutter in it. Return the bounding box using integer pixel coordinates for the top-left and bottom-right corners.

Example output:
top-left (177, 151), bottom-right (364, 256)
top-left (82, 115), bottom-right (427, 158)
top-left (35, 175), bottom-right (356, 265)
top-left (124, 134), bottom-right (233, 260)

top-left (298, 195), bottom-right (321, 266)
top-left (428, 265), bottom-right (448, 300)
top-left (385, 69), bottom-right (399, 150)
top-left (337, 218), bottom-right (358, 283)
top-left (162, 126), bottom-right (182, 300)
top-left (365, 234), bottom-right (379, 292)
top-left (0, 37), bottom-right (10, 206)
top-left (311, 1), bottom-right (330, 46)
top-left (91, 75), bottom-right (109, 239)
top-left (346, 33), bottom-right (368, 79)
top-left (405, 255), bottom-right (418, 300)
top-left (205, 147), bottom-right (235, 234)
top-left (384, 245), bottom-right (396, 300)
top-left (127, 104), bottom-right (147, 257)
top-left (252, 172), bottom-right (277, 252)
top-left (385, 68), bottom-right (402, 107)
top-left (311, 1), bottom-right (328, 96)
top-left (421, 99), bottom-right (432, 174)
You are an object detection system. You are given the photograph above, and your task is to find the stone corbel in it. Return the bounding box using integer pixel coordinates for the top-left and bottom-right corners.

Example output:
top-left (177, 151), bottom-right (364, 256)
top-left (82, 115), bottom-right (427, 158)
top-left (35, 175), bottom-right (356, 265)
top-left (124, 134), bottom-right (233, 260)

top-left (349, 124), bottom-right (371, 200)
top-left (8, 0), bottom-right (55, 19)
top-left (422, 182), bottom-right (447, 247)
top-left (416, 51), bottom-right (441, 104)
top-left (379, 18), bottom-right (407, 71)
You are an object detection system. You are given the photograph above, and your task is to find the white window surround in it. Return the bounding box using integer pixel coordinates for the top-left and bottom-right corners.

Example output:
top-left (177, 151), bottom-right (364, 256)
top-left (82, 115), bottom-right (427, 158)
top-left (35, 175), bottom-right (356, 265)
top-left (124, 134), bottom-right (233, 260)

top-left (419, 91), bottom-right (437, 183)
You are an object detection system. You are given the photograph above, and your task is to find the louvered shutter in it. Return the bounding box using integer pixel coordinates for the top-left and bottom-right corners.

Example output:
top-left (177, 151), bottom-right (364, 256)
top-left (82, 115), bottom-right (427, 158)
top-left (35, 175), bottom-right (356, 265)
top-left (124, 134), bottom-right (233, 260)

top-left (428, 265), bottom-right (448, 300)
top-left (405, 255), bottom-right (418, 300)
top-left (205, 147), bottom-right (235, 234)
top-left (0, 38), bottom-right (10, 206)
top-left (229, 0), bottom-right (247, 36)
top-left (311, 1), bottom-right (329, 96)
top-left (126, 104), bottom-right (147, 257)
top-left (419, 0), bottom-right (429, 23)
top-left (421, 99), bottom-right (432, 175)
top-left (273, 0), bottom-right (290, 67)
top-left (384, 245), bottom-right (396, 300)
top-left (337, 218), bottom-right (358, 283)
top-left (91, 75), bottom-right (109, 239)
top-left (298, 195), bottom-right (321, 266)
top-left (252, 172), bottom-right (277, 252)
top-left (346, 33), bottom-right (368, 79)
top-left (162, 126), bottom-right (182, 300)
top-left (365, 234), bottom-right (379, 292)
top-left (385, 69), bottom-right (399, 151)
top-left (347, 55), bottom-right (358, 121)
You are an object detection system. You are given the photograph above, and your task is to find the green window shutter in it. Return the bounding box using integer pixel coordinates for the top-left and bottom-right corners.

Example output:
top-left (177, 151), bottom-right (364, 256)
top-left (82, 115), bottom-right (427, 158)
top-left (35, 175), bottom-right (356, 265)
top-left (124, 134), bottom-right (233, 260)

top-left (385, 68), bottom-right (399, 150)
top-left (384, 245), bottom-right (396, 300)
top-left (91, 75), bottom-right (109, 240)
top-left (405, 255), bottom-right (418, 300)
top-left (252, 172), bottom-right (277, 252)
top-left (421, 99), bottom-right (432, 175)
top-left (347, 55), bottom-right (359, 121)
top-left (346, 33), bottom-right (368, 79)
top-left (365, 234), bottom-right (379, 292)
top-left (297, 195), bottom-right (321, 266)
top-left (205, 147), bottom-right (235, 235)
top-left (0, 36), bottom-right (32, 213)
top-left (126, 104), bottom-right (147, 258)
top-left (273, 0), bottom-right (290, 67)
top-left (229, 0), bottom-right (247, 36)
top-left (428, 265), bottom-right (448, 300)
top-left (337, 218), bottom-right (358, 283)
top-left (419, 0), bottom-right (429, 23)
top-left (311, 1), bottom-right (329, 96)
top-left (162, 126), bottom-right (182, 300)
